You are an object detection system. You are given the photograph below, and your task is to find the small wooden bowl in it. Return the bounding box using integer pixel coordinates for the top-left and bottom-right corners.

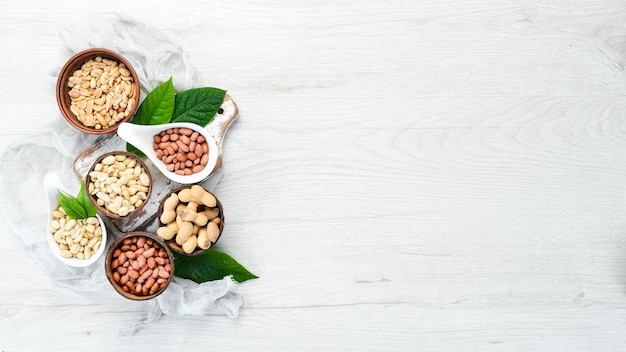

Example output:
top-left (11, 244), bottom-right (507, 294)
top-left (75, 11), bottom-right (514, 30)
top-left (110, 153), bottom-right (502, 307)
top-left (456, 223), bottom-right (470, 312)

top-left (85, 151), bottom-right (152, 218)
top-left (157, 185), bottom-right (225, 256)
top-left (105, 232), bottom-right (174, 300)
top-left (56, 48), bottom-right (140, 134)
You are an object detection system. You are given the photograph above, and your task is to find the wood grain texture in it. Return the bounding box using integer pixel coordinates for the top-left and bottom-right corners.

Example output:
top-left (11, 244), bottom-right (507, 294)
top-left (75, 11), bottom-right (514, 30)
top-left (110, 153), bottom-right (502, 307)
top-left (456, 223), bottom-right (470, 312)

top-left (2, 0), bottom-right (626, 350)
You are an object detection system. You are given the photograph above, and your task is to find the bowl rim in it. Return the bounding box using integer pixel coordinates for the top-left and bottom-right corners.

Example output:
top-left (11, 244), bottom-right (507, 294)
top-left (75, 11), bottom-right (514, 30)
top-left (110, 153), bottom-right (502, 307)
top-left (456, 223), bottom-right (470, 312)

top-left (56, 47), bottom-right (141, 135)
top-left (156, 185), bottom-right (225, 256)
top-left (105, 231), bottom-right (175, 300)
top-left (85, 151), bottom-right (153, 218)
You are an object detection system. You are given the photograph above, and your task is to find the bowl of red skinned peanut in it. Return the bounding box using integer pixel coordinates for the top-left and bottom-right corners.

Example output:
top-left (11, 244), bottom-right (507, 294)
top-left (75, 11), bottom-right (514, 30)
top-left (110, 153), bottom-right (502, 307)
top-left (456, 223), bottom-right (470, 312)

top-left (105, 232), bottom-right (174, 300)
top-left (56, 48), bottom-right (140, 134)
top-left (116, 122), bottom-right (219, 184)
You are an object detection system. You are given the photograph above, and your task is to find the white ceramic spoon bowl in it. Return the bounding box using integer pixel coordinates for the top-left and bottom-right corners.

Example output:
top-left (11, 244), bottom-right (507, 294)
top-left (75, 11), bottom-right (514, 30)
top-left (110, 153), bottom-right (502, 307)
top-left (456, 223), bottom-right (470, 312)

top-left (44, 173), bottom-right (108, 267)
top-left (116, 122), bottom-right (219, 184)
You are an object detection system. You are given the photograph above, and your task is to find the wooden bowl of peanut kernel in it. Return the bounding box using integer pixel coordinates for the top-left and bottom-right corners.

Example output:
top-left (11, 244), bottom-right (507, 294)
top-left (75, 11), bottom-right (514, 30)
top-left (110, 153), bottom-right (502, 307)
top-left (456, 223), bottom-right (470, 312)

top-left (86, 151), bottom-right (152, 219)
top-left (56, 48), bottom-right (140, 134)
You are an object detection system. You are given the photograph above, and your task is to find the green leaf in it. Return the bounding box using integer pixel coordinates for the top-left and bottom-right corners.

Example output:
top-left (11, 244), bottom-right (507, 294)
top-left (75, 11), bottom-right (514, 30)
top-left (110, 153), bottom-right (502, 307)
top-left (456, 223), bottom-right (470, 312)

top-left (130, 77), bottom-right (176, 125)
top-left (173, 249), bottom-right (258, 283)
top-left (58, 189), bottom-right (88, 220)
top-left (77, 182), bottom-right (97, 218)
top-left (171, 87), bottom-right (226, 126)
top-left (126, 143), bottom-right (145, 157)
top-left (126, 77), bottom-right (175, 154)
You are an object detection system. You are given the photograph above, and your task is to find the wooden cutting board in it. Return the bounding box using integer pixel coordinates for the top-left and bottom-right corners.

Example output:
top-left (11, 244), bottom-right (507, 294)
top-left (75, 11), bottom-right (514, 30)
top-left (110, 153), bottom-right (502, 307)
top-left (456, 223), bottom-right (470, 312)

top-left (73, 95), bottom-right (238, 233)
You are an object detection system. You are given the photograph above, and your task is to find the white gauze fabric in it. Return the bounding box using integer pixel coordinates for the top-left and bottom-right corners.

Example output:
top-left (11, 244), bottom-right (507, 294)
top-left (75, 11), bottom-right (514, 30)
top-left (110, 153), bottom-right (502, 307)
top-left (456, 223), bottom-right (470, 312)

top-left (0, 14), bottom-right (242, 333)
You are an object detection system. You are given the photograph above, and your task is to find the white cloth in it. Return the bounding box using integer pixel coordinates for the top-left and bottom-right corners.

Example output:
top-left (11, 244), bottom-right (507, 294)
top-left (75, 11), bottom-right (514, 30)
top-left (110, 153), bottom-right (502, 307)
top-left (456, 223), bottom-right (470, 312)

top-left (0, 14), bottom-right (242, 334)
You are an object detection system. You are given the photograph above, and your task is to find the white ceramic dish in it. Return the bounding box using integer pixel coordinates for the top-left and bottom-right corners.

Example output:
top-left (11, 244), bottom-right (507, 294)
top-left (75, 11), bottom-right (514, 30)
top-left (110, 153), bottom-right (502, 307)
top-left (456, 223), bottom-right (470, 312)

top-left (44, 173), bottom-right (108, 267)
top-left (116, 122), bottom-right (219, 184)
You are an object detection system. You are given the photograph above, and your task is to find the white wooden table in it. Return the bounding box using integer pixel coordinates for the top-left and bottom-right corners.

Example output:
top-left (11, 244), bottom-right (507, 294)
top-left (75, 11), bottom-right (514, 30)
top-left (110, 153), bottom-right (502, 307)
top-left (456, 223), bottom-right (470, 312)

top-left (2, 1), bottom-right (626, 350)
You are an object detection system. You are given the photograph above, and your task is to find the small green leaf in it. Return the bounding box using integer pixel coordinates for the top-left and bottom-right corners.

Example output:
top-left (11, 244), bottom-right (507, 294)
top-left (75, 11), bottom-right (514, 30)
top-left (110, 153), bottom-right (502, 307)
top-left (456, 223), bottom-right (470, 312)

top-left (77, 182), bottom-right (96, 218)
top-left (130, 77), bottom-right (176, 126)
top-left (173, 249), bottom-right (258, 283)
top-left (126, 143), bottom-right (145, 157)
top-left (171, 87), bottom-right (226, 126)
top-left (126, 77), bottom-right (175, 154)
top-left (58, 190), bottom-right (88, 220)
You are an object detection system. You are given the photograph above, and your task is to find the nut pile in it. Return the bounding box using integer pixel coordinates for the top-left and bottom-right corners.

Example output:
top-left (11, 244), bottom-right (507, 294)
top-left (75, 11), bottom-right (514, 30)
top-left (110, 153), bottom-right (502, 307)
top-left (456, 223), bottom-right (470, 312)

top-left (152, 128), bottom-right (209, 176)
top-left (49, 205), bottom-right (103, 260)
top-left (157, 185), bottom-right (222, 254)
top-left (67, 56), bottom-right (136, 129)
top-left (110, 236), bottom-right (172, 296)
top-left (88, 154), bottom-right (150, 217)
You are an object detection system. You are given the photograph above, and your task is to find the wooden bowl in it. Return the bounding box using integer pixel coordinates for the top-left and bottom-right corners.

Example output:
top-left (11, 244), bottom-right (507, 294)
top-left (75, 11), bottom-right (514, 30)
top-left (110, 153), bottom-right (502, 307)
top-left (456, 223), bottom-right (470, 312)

top-left (56, 48), bottom-right (140, 134)
top-left (157, 185), bottom-right (225, 256)
top-left (105, 232), bottom-right (174, 300)
top-left (85, 151), bottom-right (152, 218)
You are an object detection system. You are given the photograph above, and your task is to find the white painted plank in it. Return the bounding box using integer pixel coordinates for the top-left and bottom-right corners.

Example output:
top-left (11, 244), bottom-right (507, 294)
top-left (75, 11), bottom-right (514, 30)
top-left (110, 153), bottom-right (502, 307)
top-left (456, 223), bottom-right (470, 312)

top-left (2, 0), bottom-right (626, 350)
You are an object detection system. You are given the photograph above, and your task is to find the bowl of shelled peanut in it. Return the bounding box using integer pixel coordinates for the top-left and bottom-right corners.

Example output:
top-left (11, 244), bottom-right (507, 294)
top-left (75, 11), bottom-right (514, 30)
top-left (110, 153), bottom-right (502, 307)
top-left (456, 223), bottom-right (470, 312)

top-left (156, 185), bottom-right (224, 256)
top-left (44, 173), bottom-right (108, 267)
top-left (105, 232), bottom-right (174, 300)
top-left (56, 48), bottom-right (140, 134)
top-left (85, 151), bottom-right (152, 218)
